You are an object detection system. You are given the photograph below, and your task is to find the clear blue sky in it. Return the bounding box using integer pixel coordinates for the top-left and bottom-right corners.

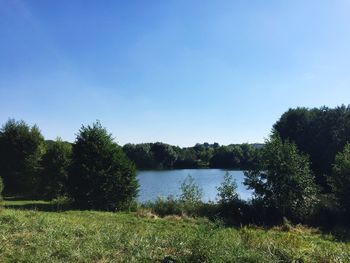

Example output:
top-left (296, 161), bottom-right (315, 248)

top-left (1, 0), bottom-right (350, 146)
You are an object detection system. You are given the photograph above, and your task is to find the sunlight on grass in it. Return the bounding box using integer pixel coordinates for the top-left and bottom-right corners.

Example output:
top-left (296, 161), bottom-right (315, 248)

top-left (0, 204), bottom-right (349, 263)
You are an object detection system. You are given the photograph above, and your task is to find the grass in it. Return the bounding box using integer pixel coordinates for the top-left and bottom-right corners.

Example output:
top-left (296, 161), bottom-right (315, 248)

top-left (0, 200), bottom-right (349, 262)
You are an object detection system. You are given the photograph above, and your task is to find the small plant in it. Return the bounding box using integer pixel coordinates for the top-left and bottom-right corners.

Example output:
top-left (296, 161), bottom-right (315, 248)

top-left (217, 171), bottom-right (239, 204)
top-left (282, 217), bottom-right (292, 232)
top-left (51, 195), bottom-right (72, 211)
top-left (180, 175), bottom-right (203, 215)
top-left (180, 175), bottom-right (203, 204)
top-left (145, 196), bottom-right (182, 217)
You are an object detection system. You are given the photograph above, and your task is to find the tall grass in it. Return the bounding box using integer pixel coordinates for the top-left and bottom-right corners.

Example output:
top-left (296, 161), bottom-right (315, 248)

top-left (0, 202), bottom-right (349, 262)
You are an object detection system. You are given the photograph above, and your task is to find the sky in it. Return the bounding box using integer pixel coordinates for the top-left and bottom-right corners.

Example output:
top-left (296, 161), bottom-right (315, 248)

top-left (1, 0), bottom-right (350, 147)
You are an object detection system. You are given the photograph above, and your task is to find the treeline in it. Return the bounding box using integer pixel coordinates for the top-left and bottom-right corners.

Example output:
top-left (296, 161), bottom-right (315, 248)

top-left (123, 142), bottom-right (263, 170)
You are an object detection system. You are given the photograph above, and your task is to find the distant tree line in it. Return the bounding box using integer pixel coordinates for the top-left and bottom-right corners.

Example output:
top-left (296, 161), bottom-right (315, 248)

top-left (123, 142), bottom-right (263, 170)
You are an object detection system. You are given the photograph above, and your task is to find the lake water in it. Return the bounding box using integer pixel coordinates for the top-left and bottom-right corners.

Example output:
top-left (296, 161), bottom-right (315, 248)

top-left (137, 169), bottom-right (253, 203)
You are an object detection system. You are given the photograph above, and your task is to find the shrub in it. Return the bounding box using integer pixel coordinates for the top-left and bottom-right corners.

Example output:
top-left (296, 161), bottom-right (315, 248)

top-left (180, 175), bottom-right (203, 215)
top-left (281, 217), bottom-right (292, 231)
top-left (68, 122), bottom-right (139, 211)
top-left (245, 134), bottom-right (319, 222)
top-left (217, 171), bottom-right (239, 204)
top-left (145, 196), bottom-right (183, 217)
top-left (50, 196), bottom-right (72, 211)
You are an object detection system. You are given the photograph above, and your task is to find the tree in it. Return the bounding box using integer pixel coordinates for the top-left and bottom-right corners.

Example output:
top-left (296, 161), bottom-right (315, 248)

top-left (179, 175), bottom-right (203, 215)
top-left (273, 105), bottom-right (350, 190)
top-left (244, 134), bottom-right (319, 220)
top-left (68, 122), bottom-right (139, 211)
top-left (0, 119), bottom-right (45, 197)
top-left (174, 148), bottom-right (198, 168)
top-left (209, 146), bottom-right (237, 168)
top-left (40, 138), bottom-right (72, 200)
top-left (331, 143), bottom-right (350, 214)
top-left (217, 171), bottom-right (239, 204)
top-left (151, 142), bottom-right (177, 168)
top-left (180, 175), bottom-right (203, 205)
top-left (209, 144), bottom-right (261, 169)
top-left (123, 143), bottom-right (155, 169)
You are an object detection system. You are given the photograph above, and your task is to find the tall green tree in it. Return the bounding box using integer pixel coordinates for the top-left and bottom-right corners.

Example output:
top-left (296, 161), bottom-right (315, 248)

top-left (331, 143), bottom-right (350, 214)
top-left (245, 134), bottom-right (319, 220)
top-left (40, 138), bottom-right (72, 200)
top-left (0, 119), bottom-right (45, 197)
top-left (68, 122), bottom-right (139, 211)
top-left (274, 105), bottom-right (350, 190)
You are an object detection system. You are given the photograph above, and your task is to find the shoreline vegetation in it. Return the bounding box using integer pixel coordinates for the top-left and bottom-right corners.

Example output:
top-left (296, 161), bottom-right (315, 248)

top-left (1, 105), bottom-right (350, 262)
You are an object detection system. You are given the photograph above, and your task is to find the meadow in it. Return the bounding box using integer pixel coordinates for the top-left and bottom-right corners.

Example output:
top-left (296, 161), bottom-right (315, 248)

top-left (0, 200), bottom-right (349, 263)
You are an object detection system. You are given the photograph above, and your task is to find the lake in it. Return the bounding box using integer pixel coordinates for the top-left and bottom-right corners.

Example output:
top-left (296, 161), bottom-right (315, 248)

top-left (137, 169), bottom-right (253, 203)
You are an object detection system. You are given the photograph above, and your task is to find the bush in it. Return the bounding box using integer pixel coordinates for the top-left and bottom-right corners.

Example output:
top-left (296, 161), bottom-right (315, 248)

top-left (180, 175), bottom-right (203, 215)
top-left (145, 196), bottom-right (183, 217)
top-left (245, 134), bottom-right (319, 222)
top-left (217, 171), bottom-right (239, 204)
top-left (143, 176), bottom-right (204, 217)
top-left (50, 196), bottom-right (72, 211)
top-left (68, 122), bottom-right (139, 211)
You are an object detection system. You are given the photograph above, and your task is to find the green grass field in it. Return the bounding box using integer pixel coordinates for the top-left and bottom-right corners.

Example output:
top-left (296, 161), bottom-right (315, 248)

top-left (0, 200), bottom-right (349, 262)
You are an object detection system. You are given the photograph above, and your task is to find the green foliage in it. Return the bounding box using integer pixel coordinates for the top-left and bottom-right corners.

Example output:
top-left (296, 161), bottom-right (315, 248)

top-left (0, 119), bottom-right (45, 197)
top-left (331, 143), bottom-right (350, 214)
top-left (180, 175), bottom-right (203, 215)
top-left (209, 144), bottom-right (262, 169)
top-left (145, 196), bottom-right (183, 217)
top-left (145, 176), bottom-right (204, 217)
top-left (217, 171), bottom-right (239, 204)
top-left (151, 142), bottom-right (178, 168)
top-left (0, 206), bottom-right (349, 262)
top-left (122, 143), bottom-right (156, 169)
top-left (50, 196), bottom-right (72, 211)
top-left (274, 105), bottom-right (350, 190)
top-left (245, 134), bottom-right (319, 221)
top-left (180, 175), bottom-right (203, 205)
top-left (68, 122), bottom-right (139, 211)
top-left (281, 217), bottom-right (292, 232)
top-left (40, 138), bottom-right (72, 200)
top-left (123, 142), bottom-right (262, 170)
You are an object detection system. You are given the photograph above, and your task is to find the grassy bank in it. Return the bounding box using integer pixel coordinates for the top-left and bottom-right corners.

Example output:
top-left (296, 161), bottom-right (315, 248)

top-left (0, 201), bottom-right (349, 262)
